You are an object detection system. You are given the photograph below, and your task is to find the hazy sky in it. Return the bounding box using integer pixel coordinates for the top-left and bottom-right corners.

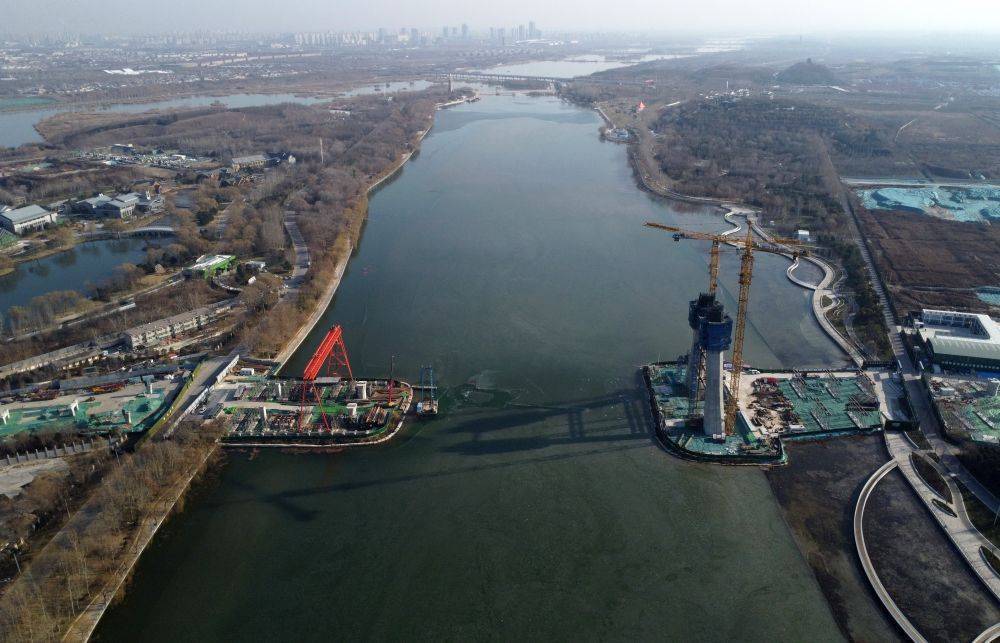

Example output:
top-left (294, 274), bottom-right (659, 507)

top-left (5, 0), bottom-right (1000, 35)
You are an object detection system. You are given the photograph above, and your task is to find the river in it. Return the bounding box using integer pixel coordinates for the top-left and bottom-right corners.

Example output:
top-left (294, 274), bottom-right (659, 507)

top-left (94, 94), bottom-right (846, 641)
top-left (0, 238), bottom-right (148, 319)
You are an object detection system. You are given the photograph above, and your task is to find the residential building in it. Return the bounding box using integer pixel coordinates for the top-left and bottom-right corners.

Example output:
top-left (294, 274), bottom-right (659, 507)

top-left (123, 303), bottom-right (233, 350)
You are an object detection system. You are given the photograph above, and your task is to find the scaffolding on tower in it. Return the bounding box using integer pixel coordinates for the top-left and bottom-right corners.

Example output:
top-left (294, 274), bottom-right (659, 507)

top-left (298, 325), bottom-right (354, 432)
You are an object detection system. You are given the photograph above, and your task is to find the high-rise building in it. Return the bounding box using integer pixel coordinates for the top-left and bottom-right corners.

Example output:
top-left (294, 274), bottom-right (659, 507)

top-left (529, 21), bottom-right (538, 39)
top-left (461, 23), bottom-right (469, 39)
top-left (518, 25), bottom-right (526, 41)
top-left (410, 28), bottom-right (419, 46)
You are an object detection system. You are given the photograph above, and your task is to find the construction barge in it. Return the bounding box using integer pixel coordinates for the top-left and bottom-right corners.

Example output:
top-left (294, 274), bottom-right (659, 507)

top-left (217, 377), bottom-right (412, 447)
top-left (214, 325), bottom-right (414, 447)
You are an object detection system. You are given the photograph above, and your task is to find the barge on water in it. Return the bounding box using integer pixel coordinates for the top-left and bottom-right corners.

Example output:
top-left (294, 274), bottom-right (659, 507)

top-left (213, 372), bottom-right (412, 447)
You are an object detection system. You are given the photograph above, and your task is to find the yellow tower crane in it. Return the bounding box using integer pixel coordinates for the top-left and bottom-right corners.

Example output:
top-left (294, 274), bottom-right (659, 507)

top-left (644, 220), bottom-right (805, 435)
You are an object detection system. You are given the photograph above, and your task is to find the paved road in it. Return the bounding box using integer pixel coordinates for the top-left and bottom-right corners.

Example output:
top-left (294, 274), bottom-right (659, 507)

top-left (840, 185), bottom-right (1000, 514)
top-left (884, 429), bottom-right (1000, 601)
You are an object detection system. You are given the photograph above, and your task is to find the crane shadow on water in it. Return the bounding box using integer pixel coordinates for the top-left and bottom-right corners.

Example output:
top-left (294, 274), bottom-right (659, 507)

top-left (217, 378), bottom-right (660, 522)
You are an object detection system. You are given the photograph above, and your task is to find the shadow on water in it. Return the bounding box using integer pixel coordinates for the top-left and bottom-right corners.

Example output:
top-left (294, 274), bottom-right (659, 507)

top-left (219, 441), bottom-right (652, 523)
top-left (216, 375), bottom-right (658, 522)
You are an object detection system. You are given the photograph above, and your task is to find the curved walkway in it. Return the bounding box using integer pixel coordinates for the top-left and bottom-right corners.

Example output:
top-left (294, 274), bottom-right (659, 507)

top-left (854, 459), bottom-right (927, 642)
top-left (974, 622), bottom-right (1000, 643)
top-left (719, 210), bottom-right (864, 366)
top-left (885, 429), bottom-right (1000, 602)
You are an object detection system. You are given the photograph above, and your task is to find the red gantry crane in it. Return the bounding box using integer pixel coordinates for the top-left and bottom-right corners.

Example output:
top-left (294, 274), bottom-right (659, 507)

top-left (299, 325), bottom-right (354, 432)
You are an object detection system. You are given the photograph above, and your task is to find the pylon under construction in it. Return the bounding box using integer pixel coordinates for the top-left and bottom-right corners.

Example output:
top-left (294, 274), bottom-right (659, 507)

top-left (299, 325), bottom-right (354, 431)
top-left (645, 220), bottom-right (804, 436)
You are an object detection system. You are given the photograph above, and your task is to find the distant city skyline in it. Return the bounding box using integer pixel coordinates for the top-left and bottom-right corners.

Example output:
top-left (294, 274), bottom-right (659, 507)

top-left (4, 0), bottom-right (1000, 36)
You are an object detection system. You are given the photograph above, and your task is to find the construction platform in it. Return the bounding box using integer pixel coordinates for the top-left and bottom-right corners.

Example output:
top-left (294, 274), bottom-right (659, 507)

top-left (0, 381), bottom-right (177, 439)
top-left (926, 374), bottom-right (1000, 444)
top-left (644, 362), bottom-right (785, 465)
top-left (212, 374), bottom-right (412, 446)
top-left (740, 371), bottom-right (884, 440)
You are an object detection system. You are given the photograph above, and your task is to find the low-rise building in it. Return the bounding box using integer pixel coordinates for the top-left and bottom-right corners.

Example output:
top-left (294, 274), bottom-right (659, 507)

top-left (135, 190), bottom-right (164, 213)
top-left (231, 154), bottom-right (268, 172)
top-left (73, 192), bottom-right (141, 219)
top-left (0, 205), bottom-right (57, 235)
top-left (123, 303), bottom-right (233, 350)
top-left (184, 254), bottom-right (236, 279)
top-left (916, 309), bottom-right (1000, 371)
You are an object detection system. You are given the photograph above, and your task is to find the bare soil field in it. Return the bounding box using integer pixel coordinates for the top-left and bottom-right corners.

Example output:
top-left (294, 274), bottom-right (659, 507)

top-left (766, 435), bottom-right (901, 642)
top-left (865, 470), bottom-right (1000, 642)
top-left (856, 207), bottom-right (1000, 313)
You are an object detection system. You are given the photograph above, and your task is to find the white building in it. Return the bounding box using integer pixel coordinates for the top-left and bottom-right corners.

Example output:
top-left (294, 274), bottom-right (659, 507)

top-left (0, 205), bottom-right (57, 235)
top-left (916, 309), bottom-right (1000, 371)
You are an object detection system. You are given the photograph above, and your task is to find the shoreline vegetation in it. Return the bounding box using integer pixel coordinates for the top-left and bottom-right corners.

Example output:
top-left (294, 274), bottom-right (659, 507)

top-left (573, 92), bottom-right (864, 364)
top-left (0, 87), bottom-right (475, 642)
top-left (563, 82), bottom-right (896, 359)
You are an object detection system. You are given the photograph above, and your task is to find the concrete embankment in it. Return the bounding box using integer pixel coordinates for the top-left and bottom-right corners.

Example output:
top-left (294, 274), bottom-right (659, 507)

top-left (62, 443), bottom-right (219, 642)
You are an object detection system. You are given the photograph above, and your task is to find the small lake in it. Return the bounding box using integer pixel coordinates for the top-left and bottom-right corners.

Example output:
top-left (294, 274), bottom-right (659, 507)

top-left (0, 93), bottom-right (330, 148)
top-left (0, 238), bottom-right (148, 318)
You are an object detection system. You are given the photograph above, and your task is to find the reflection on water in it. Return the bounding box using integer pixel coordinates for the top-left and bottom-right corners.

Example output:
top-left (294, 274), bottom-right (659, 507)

top-left (95, 94), bottom-right (843, 642)
top-left (0, 238), bottom-right (147, 316)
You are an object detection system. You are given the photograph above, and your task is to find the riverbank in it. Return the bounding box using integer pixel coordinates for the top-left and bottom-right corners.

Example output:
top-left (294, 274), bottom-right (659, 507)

top-left (610, 105), bottom-right (862, 366)
top-left (62, 443), bottom-right (221, 642)
top-left (50, 101), bottom-right (448, 636)
top-left (273, 96), bottom-right (467, 369)
top-left (88, 91), bottom-right (848, 641)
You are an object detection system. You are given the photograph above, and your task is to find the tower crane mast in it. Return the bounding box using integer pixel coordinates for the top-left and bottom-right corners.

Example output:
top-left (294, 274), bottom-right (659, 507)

top-left (644, 220), bottom-right (805, 435)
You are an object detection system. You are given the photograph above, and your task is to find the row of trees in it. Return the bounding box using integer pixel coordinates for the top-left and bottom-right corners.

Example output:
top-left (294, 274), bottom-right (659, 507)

top-left (0, 420), bottom-right (225, 642)
top-left (4, 291), bottom-right (88, 336)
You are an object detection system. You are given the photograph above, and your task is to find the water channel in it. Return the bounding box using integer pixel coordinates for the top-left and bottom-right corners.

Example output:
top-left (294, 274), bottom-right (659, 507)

top-left (94, 94), bottom-right (847, 641)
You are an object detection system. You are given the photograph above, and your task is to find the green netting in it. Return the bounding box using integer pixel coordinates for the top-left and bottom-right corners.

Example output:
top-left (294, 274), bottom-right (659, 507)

top-left (776, 376), bottom-right (881, 434)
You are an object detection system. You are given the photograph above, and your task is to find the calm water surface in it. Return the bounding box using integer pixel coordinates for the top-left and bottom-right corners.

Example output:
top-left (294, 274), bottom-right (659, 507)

top-left (95, 95), bottom-right (846, 641)
top-left (0, 238), bottom-right (147, 318)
